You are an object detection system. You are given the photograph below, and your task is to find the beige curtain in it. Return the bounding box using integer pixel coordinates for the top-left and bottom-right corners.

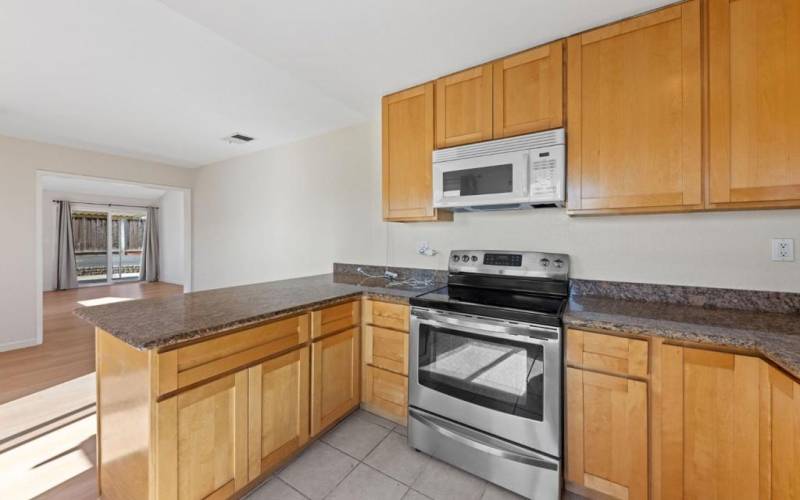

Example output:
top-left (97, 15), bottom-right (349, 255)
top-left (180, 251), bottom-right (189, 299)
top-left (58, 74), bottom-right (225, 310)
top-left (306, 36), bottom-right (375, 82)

top-left (56, 201), bottom-right (79, 290)
top-left (139, 207), bottom-right (159, 282)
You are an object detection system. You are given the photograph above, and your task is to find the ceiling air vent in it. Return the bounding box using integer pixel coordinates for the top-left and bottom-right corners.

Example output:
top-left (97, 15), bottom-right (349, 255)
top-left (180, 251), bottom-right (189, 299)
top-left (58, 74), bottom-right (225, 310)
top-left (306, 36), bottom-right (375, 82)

top-left (223, 133), bottom-right (255, 144)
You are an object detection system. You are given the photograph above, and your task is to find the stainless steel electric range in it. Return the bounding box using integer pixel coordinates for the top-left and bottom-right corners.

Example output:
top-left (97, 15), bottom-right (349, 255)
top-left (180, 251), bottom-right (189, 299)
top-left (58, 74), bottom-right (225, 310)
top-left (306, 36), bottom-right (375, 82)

top-left (408, 250), bottom-right (569, 500)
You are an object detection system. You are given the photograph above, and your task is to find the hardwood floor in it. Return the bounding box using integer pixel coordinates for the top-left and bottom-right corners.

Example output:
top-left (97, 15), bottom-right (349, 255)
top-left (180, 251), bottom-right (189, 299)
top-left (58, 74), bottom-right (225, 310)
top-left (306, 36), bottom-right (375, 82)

top-left (0, 282), bottom-right (182, 499)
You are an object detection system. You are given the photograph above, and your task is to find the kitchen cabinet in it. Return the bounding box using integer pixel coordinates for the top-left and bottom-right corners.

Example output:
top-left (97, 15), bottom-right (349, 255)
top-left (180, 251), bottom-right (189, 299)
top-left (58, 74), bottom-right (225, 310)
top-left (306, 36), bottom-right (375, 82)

top-left (382, 83), bottom-right (452, 222)
top-left (247, 347), bottom-right (309, 479)
top-left (155, 370), bottom-right (249, 500)
top-left (361, 299), bottom-right (410, 425)
top-left (760, 363), bottom-right (800, 498)
top-left (566, 0), bottom-right (702, 214)
top-left (435, 63), bottom-right (493, 148)
top-left (311, 326), bottom-right (361, 436)
top-left (493, 41), bottom-right (564, 138)
top-left (707, 0), bottom-right (800, 209)
top-left (657, 345), bottom-right (762, 499)
top-left (566, 329), bottom-right (648, 500)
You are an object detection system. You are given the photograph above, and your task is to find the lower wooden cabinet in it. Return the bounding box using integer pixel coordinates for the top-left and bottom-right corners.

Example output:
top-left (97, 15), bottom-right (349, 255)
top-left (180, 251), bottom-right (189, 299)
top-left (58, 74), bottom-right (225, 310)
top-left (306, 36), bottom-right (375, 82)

top-left (363, 365), bottom-right (409, 425)
top-left (247, 347), bottom-right (309, 479)
top-left (658, 346), bottom-right (761, 499)
top-left (566, 367), bottom-right (648, 500)
top-left (311, 327), bottom-right (360, 436)
top-left (763, 365), bottom-right (800, 499)
top-left (155, 370), bottom-right (249, 500)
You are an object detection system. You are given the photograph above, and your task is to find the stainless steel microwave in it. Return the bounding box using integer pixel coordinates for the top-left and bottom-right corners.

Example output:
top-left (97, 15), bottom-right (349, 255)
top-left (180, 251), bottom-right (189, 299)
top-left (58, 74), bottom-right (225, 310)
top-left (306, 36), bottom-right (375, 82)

top-left (432, 129), bottom-right (565, 211)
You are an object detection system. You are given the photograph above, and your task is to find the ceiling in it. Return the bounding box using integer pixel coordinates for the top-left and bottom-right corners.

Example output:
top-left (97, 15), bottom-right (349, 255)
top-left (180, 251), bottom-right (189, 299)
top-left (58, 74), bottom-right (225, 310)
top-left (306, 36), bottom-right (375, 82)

top-left (41, 175), bottom-right (167, 202)
top-left (2, 0), bottom-right (675, 168)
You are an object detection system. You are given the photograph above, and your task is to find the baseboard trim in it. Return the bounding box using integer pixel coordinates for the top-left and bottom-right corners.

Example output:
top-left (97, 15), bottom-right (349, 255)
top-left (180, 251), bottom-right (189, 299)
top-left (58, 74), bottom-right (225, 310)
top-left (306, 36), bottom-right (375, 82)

top-left (0, 338), bottom-right (41, 352)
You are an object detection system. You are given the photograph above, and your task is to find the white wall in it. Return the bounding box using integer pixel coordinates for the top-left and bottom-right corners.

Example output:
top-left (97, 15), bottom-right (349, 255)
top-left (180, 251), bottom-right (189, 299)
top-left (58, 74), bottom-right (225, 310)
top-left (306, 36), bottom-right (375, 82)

top-left (159, 190), bottom-right (185, 285)
top-left (192, 122), bottom-right (384, 291)
top-left (0, 134), bottom-right (193, 351)
top-left (193, 121), bottom-right (800, 294)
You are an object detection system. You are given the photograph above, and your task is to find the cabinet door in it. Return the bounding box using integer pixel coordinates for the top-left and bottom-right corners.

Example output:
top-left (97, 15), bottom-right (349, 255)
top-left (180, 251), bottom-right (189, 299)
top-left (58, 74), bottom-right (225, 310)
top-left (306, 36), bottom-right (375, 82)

top-left (155, 370), bottom-right (249, 500)
top-left (761, 364), bottom-right (800, 499)
top-left (247, 347), bottom-right (309, 480)
top-left (493, 41), bottom-right (564, 138)
top-left (659, 346), bottom-right (761, 500)
top-left (435, 63), bottom-right (493, 148)
top-left (311, 327), bottom-right (360, 436)
top-left (382, 84), bottom-right (451, 222)
top-left (566, 368), bottom-right (648, 500)
top-left (566, 1), bottom-right (702, 213)
top-left (708, 0), bottom-right (800, 208)
top-left (363, 365), bottom-right (408, 426)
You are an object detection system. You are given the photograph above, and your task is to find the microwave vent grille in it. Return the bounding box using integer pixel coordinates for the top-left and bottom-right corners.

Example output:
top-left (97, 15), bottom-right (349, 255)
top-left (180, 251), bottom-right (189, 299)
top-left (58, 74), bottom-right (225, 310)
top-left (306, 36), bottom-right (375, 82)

top-left (433, 128), bottom-right (564, 163)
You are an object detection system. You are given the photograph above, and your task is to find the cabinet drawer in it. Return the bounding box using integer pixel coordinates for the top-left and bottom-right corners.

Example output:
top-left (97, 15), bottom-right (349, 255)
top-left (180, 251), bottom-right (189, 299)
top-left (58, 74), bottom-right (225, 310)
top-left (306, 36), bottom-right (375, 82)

top-left (311, 300), bottom-right (360, 339)
top-left (364, 325), bottom-right (408, 375)
top-left (363, 300), bottom-right (409, 332)
top-left (156, 314), bottom-right (310, 393)
top-left (567, 329), bottom-right (648, 377)
top-left (363, 365), bottom-right (408, 425)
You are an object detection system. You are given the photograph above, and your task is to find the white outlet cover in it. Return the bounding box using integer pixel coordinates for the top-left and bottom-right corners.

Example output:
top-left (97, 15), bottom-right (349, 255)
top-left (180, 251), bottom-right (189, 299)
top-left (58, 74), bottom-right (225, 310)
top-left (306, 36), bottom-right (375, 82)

top-left (771, 238), bottom-right (795, 262)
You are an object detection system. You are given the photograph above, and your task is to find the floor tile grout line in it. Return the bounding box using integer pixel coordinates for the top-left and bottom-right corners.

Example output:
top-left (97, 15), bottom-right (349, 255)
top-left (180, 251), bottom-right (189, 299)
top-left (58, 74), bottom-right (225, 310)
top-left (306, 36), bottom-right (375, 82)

top-left (275, 476), bottom-right (311, 500)
top-left (358, 461), bottom-right (413, 492)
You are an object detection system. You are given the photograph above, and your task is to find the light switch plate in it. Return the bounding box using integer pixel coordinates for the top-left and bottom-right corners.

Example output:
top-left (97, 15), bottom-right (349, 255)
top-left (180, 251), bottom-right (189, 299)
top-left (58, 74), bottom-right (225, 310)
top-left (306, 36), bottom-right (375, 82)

top-left (771, 238), bottom-right (795, 262)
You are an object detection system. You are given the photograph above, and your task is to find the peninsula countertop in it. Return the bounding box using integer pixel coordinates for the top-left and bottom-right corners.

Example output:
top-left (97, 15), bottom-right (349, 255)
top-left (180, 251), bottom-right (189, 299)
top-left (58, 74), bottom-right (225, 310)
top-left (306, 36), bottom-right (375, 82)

top-left (565, 295), bottom-right (800, 379)
top-left (75, 273), bottom-right (443, 351)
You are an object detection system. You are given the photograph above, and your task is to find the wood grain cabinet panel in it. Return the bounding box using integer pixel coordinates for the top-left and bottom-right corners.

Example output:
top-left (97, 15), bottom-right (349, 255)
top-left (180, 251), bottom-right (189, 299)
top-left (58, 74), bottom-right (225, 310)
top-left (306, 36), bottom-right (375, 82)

top-left (760, 364), bottom-right (800, 499)
top-left (708, 0), bottom-right (800, 209)
top-left (658, 346), bottom-right (761, 500)
top-left (493, 41), bottom-right (564, 138)
top-left (311, 300), bottom-right (360, 339)
top-left (363, 365), bottom-right (409, 425)
top-left (382, 83), bottom-right (451, 222)
top-left (567, 329), bottom-right (648, 377)
top-left (155, 370), bottom-right (249, 500)
top-left (435, 64), bottom-right (493, 148)
top-left (364, 325), bottom-right (408, 375)
top-left (311, 327), bottom-right (360, 436)
top-left (566, 1), bottom-right (702, 214)
top-left (363, 299), bottom-right (410, 332)
top-left (566, 367), bottom-right (648, 500)
top-left (247, 347), bottom-right (309, 480)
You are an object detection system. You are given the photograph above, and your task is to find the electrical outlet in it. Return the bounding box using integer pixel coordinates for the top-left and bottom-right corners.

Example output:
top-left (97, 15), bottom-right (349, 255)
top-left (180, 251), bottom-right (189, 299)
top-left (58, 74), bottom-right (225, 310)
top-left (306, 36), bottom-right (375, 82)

top-left (771, 238), bottom-right (795, 262)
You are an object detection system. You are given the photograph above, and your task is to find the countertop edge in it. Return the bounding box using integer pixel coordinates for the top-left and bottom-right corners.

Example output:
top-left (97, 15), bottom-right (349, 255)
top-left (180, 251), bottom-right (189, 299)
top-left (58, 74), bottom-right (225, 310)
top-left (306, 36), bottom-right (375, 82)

top-left (564, 313), bottom-right (800, 380)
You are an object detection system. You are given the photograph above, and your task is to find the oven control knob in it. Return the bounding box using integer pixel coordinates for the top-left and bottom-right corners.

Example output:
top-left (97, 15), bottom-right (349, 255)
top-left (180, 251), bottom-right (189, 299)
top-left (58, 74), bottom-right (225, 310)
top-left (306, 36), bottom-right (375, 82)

top-left (540, 258), bottom-right (550, 268)
top-left (462, 254), bottom-right (470, 262)
top-left (471, 255), bottom-right (478, 262)
top-left (452, 255), bottom-right (460, 262)
top-left (553, 259), bottom-right (564, 269)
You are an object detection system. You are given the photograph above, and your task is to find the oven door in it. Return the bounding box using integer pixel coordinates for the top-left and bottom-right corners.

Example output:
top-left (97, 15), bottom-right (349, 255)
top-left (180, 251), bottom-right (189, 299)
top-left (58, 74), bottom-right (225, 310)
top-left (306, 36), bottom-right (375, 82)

top-left (409, 307), bottom-right (561, 457)
top-left (432, 150), bottom-right (530, 208)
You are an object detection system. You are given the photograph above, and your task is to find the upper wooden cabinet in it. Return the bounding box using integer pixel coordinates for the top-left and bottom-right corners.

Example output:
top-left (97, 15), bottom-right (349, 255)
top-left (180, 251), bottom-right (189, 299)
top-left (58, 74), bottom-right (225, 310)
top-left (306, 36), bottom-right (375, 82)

top-left (382, 83), bottom-right (452, 222)
top-left (493, 41), bottom-right (564, 138)
top-left (708, 0), bottom-right (800, 209)
top-left (566, 1), bottom-right (702, 214)
top-left (435, 63), bottom-right (493, 148)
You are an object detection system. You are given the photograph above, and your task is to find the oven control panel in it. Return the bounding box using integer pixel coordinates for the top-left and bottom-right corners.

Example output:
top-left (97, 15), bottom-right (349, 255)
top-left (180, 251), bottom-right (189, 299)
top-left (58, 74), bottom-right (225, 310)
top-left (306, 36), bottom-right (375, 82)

top-left (449, 250), bottom-right (569, 280)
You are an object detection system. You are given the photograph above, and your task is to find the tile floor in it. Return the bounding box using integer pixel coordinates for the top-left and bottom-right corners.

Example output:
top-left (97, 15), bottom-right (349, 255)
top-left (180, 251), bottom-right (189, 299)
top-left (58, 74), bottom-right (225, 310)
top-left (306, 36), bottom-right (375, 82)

top-left (245, 409), bottom-right (530, 500)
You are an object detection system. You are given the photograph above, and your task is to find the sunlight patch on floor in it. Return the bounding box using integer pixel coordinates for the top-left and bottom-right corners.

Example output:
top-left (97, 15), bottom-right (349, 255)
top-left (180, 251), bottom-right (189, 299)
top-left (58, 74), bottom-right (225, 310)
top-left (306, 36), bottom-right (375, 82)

top-left (77, 296), bottom-right (134, 307)
top-left (0, 413), bottom-right (95, 499)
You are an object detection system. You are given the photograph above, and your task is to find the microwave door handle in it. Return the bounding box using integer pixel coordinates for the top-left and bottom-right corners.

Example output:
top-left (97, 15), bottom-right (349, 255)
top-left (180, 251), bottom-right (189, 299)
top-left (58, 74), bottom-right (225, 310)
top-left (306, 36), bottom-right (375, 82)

top-left (521, 152), bottom-right (530, 195)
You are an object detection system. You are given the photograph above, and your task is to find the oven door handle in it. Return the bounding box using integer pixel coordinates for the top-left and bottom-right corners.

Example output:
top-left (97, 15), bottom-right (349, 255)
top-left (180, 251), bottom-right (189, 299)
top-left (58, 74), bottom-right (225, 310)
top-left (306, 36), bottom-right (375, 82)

top-left (408, 408), bottom-right (559, 470)
top-left (412, 308), bottom-right (558, 342)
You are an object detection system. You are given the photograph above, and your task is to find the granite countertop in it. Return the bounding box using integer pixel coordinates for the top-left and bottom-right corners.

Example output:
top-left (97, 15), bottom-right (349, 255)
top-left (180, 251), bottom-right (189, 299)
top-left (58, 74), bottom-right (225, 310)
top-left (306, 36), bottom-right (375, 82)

top-left (75, 273), bottom-right (443, 351)
top-left (565, 295), bottom-right (800, 379)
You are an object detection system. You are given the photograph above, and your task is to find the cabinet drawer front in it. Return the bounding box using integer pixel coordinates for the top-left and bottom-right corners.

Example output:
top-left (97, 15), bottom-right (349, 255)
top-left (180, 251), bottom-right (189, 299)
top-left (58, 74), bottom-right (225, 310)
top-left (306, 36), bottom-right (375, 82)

top-left (365, 325), bottom-right (408, 375)
top-left (364, 365), bottom-right (408, 425)
top-left (567, 329), bottom-right (648, 377)
top-left (364, 300), bottom-right (409, 331)
top-left (157, 314), bottom-right (310, 393)
top-left (311, 300), bottom-right (360, 339)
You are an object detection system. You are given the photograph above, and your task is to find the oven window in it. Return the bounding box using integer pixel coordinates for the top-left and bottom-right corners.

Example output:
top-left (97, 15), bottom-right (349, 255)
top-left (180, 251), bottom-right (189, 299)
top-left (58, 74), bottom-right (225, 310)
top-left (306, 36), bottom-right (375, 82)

top-left (443, 164), bottom-right (513, 196)
top-left (417, 324), bottom-right (544, 421)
